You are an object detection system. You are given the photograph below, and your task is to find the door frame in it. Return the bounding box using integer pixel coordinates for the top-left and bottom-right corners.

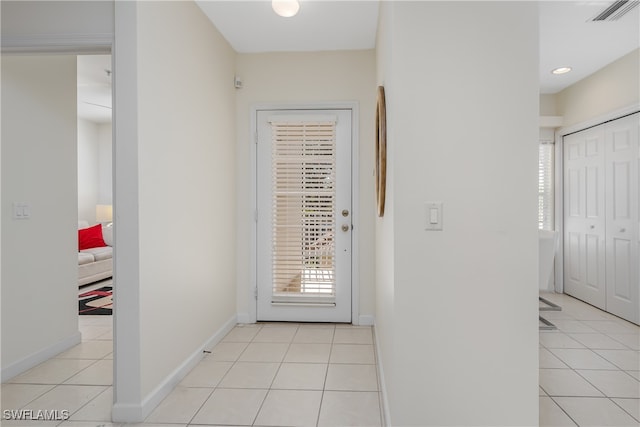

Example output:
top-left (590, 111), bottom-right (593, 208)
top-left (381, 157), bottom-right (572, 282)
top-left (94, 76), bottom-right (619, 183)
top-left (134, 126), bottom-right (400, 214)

top-left (248, 102), bottom-right (360, 324)
top-left (554, 103), bottom-right (640, 294)
top-left (0, 24), bottom-right (124, 412)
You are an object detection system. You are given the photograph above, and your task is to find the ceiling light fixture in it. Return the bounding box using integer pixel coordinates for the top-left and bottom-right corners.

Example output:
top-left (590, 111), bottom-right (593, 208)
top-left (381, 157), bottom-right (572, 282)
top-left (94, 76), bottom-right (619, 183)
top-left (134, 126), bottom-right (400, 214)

top-left (272, 0), bottom-right (300, 18)
top-left (551, 67), bottom-right (572, 75)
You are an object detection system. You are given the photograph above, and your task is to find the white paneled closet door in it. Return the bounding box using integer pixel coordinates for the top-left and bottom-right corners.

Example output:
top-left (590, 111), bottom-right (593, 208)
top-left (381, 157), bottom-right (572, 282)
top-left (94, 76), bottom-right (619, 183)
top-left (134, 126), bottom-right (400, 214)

top-left (563, 112), bottom-right (639, 325)
top-left (604, 113), bottom-right (639, 324)
top-left (563, 126), bottom-right (607, 310)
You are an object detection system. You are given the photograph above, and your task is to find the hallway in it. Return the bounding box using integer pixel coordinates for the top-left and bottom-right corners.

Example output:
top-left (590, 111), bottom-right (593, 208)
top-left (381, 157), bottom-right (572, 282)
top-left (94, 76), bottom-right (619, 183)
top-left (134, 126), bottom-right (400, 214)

top-left (2, 291), bottom-right (639, 426)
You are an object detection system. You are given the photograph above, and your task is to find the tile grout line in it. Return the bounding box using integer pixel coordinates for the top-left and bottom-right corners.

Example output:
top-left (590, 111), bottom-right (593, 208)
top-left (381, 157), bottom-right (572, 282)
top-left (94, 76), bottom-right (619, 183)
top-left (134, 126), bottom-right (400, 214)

top-left (315, 324), bottom-right (336, 427)
top-left (571, 369), bottom-right (618, 399)
top-left (184, 324), bottom-right (259, 426)
top-left (9, 357), bottom-right (103, 387)
top-left (373, 324), bottom-right (384, 427)
top-left (546, 394), bottom-right (580, 427)
top-left (546, 318), bottom-right (625, 400)
top-left (63, 385), bottom-right (112, 425)
top-left (3, 383), bottom-right (57, 413)
top-left (540, 295), bottom-right (640, 426)
top-left (235, 324), bottom-right (267, 427)
top-left (250, 323), bottom-right (298, 427)
top-left (184, 384), bottom-right (217, 426)
top-left (607, 396), bottom-right (640, 423)
top-left (546, 334), bottom-right (633, 371)
top-left (71, 315), bottom-right (115, 426)
top-left (547, 394), bottom-right (640, 424)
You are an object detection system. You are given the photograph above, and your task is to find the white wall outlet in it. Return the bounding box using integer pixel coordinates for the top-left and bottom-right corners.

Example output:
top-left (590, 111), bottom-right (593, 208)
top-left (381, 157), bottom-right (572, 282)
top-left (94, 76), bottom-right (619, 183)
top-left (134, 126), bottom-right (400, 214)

top-left (425, 202), bottom-right (443, 231)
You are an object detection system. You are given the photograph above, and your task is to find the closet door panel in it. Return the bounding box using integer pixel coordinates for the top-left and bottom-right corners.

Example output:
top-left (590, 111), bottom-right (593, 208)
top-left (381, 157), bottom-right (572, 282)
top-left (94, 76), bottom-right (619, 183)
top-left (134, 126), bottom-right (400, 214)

top-left (564, 136), bottom-right (586, 299)
top-left (567, 232), bottom-right (581, 282)
top-left (605, 113), bottom-right (639, 324)
top-left (611, 238), bottom-right (631, 299)
top-left (564, 126), bottom-right (606, 309)
top-left (585, 166), bottom-right (602, 218)
top-left (585, 234), bottom-right (603, 291)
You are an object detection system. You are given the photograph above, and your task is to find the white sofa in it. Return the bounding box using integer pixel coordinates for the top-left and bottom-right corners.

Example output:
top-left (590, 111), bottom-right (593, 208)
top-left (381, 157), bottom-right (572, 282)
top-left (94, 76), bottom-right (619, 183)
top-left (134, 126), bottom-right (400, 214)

top-left (78, 221), bottom-right (113, 286)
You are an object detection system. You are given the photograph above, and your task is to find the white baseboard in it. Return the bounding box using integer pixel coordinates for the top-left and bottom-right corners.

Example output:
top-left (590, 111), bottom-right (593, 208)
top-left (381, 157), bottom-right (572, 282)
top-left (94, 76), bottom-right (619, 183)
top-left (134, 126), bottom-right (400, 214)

top-left (112, 314), bottom-right (237, 423)
top-left (110, 403), bottom-right (143, 423)
top-left (358, 314), bottom-right (375, 326)
top-left (202, 315), bottom-right (238, 352)
top-left (1, 331), bottom-right (81, 382)
top-left (373, 322), bottom-right (391, 427)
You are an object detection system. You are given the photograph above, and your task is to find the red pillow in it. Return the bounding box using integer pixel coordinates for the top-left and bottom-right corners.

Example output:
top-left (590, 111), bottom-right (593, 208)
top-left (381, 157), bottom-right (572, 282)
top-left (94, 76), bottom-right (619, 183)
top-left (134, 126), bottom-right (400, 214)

top-left (79, 224), bottom-right (106, 250)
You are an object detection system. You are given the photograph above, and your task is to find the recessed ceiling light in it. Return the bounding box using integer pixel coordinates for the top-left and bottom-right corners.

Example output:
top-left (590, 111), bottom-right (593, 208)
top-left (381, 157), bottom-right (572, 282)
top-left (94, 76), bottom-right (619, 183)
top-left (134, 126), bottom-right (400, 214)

top-left (551, 67), bottom-right (572, 75)
top-left (272, 0), bottom-right (300, 18)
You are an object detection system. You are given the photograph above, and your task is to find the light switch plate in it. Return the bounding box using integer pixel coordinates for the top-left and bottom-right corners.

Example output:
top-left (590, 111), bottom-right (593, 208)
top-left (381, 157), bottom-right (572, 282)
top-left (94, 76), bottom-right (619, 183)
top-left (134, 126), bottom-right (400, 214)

top-left (425, 202), bottom-right (443, 231)
top-left (13, 202), bottom-right (31, 220)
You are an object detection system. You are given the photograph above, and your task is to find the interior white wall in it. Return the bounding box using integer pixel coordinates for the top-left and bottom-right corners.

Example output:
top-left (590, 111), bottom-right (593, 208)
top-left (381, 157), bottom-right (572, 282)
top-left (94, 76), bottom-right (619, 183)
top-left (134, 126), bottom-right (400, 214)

top-left (78, 120), bottom-right (112, 223)
top-left (113, 1), bottom-right (237, 418)
top-left (235, 50), bottom-right (376, 322)
top-left (556, 48), bottom-right (639, 127)
top-left (376, 2), bottom-right (539, 425)
top-left (98, 123), bottom-right (113, 205)
top-left (540, 128), bottom-right (557, 144)
top-left (374, 2), bottom-right (396, 422)
top-left (1, 55), bottom-right (80, 378)
top-left (540, 94), bottom-right (558, 116)
top-left (78, 119), bottom-right (100, 223)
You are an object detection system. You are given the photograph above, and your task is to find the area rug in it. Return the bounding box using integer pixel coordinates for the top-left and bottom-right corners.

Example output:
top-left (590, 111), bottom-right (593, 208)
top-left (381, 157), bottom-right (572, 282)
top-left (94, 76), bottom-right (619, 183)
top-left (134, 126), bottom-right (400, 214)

top-left (79, 286), bottom-right (113, 315)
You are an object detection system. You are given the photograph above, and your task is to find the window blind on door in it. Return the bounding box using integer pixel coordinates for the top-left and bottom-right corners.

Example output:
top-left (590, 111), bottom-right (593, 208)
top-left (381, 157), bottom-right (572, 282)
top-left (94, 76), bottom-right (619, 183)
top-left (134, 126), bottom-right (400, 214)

top-left (269, 117), bottom-right (338, 305)
top-left (539, 140), bottom-right (554, 230)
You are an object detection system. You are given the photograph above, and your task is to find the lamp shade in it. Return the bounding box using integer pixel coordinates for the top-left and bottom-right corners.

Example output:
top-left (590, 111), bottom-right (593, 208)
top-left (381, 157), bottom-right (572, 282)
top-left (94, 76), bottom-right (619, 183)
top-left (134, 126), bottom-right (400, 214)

top-left (96, 204), bottom-right (113, 223)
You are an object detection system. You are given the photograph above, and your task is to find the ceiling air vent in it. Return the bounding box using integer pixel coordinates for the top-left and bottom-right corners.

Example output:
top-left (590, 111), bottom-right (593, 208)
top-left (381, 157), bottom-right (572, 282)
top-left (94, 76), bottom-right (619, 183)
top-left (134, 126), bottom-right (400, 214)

top-left (591, 0), bottom-right (639, 21)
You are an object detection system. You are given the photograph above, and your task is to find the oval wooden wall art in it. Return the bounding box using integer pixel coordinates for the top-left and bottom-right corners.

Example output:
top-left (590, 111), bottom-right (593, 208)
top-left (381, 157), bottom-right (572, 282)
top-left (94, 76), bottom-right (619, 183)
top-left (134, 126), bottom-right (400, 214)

top-left (375, 86), bottom-right (387, 217)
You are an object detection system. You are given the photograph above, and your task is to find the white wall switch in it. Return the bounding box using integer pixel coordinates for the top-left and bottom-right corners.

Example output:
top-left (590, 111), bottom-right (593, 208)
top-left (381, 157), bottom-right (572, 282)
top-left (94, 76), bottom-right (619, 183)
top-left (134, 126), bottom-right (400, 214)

top-left (425, 202), bottom-right (443, 231)
top-left (429, 208), bottom-right (439, 224)
top-left (13, 202), bottom-right (31, 220)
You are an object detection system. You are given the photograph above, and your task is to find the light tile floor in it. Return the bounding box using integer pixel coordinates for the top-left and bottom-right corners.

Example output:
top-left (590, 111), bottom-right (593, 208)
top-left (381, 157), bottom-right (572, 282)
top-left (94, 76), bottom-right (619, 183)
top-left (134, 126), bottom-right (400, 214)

top-left (145, 323), bottom-right (382, 427)
top-left (3, 289), bottom-right (638, 427)
top-left (1, 299), bottom-right (382, 426)
top-left (539, 292), bottom-right (640, 427)
top-left (2, 312), bottom-right (114, 427)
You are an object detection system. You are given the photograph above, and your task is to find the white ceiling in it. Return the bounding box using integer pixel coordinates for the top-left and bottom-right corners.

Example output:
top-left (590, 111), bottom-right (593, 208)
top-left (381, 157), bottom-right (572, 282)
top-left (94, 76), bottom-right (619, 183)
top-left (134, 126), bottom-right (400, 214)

top-left (539, 0), bottom-right (639, 94)
top-left (198, 0), bottom-right (640, 94)
top-left (197, 0), bottom-right (379, 52)
top-left (77, 54), bottom-right (112, 123)
top-left (78, 1), bottom-right (640, 122)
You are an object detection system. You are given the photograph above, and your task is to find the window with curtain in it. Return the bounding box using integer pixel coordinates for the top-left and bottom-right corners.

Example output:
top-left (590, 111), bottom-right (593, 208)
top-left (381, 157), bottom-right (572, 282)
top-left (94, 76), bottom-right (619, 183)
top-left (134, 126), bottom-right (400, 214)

top-left (538, 141), bottom-right (554, 230)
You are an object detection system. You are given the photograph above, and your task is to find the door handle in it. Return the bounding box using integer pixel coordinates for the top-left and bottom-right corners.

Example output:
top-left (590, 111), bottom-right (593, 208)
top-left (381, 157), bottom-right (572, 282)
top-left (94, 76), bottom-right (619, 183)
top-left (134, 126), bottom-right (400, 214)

top-left (341, 224), bottom-right (350, 232)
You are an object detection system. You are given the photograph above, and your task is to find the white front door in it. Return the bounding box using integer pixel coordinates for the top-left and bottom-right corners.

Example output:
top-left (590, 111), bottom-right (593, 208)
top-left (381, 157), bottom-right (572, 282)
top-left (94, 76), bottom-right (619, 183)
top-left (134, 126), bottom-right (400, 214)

top-left (563, 125), bottom-right (607, 309)
top-left (256, 109), bottom-right (352, 322)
